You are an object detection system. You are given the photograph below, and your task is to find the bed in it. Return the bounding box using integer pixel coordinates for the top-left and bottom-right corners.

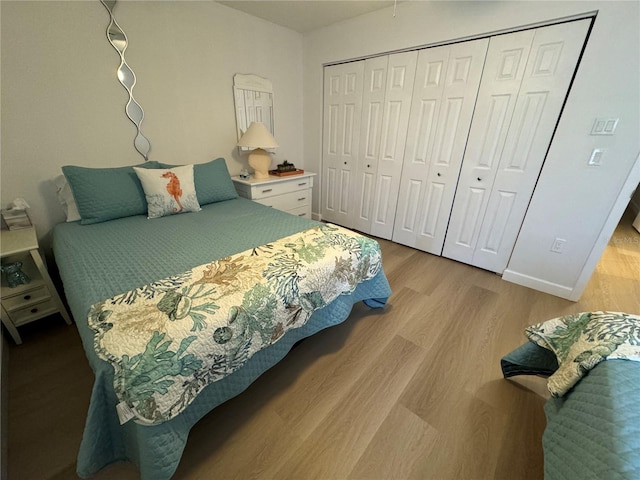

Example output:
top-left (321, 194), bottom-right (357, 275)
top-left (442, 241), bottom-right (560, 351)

top-left (52, 159), bottom-right (391, 479)
top-left (501, 312), bottom-right (640, 479)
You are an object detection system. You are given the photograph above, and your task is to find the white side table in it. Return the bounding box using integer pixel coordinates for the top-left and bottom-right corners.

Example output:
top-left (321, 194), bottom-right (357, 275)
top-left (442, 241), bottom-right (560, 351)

top-left (232, 172), bottom-right (316, 218)
top-left (0, 226), bottom-right (72, 344)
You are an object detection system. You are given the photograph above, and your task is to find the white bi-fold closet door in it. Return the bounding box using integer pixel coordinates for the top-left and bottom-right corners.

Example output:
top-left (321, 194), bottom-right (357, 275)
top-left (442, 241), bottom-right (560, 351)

top-left (322, 52), bottom-right (417, 238)
top-left (322, 19), bottom-right (589, 273)
top-left (322, 61), bottom-right (365, 227)
top-left (392, 39), bottom-right (489, 254)
top-left (442, 19), bottom-right (590, 273)
top-left (353, 52), bottom-right (417, 239)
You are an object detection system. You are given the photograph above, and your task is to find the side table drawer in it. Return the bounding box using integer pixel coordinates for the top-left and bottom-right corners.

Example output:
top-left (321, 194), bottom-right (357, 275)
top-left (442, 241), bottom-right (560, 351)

top-left (10, 298), bottom-right (59, 327)
top-left (2, 285), bottom-right (51, 312)
top-left (288, 205), bottom-right (311, 218)
top-left (249, 177), bottom-right (313, 200)
top-left (255, 189), bottom-right (312, 211)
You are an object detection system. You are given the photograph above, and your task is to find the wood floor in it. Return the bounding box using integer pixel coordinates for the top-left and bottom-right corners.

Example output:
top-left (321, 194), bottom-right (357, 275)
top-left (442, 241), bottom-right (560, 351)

top-left (7, 208), bottom-right (640, 480)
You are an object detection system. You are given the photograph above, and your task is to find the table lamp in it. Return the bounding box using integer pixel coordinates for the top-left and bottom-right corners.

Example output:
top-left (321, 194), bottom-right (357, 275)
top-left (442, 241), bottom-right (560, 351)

top-left (237, 122), bottom-right (279, 180)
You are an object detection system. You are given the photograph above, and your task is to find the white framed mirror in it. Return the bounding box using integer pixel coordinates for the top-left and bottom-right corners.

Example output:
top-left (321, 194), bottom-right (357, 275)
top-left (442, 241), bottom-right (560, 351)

top-left (233, 74), bottom-right (274, 148)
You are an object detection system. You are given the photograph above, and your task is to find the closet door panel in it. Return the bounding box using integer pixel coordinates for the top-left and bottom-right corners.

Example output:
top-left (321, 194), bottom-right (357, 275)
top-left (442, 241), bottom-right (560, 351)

top-left (322, 62), bottom-right (364, 227)
top-left (392, 47), bottom-right (448, 248)
top-left (472, 19), bottom-right (590, 272)
top-left (442, 30), bottom-right (535, 265)
top-left (353, 56), bottom-right (388, 233)
top-left (393, 39), bottom-right (489, 253)
top-left (444, 19), bottom-right (589, 273)
top-left (370, 51), bottom-right (418, 239)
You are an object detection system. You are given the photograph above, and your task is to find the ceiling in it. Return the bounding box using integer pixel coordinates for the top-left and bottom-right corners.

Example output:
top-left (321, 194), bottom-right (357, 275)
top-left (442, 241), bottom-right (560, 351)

top-left (217, 1), bottom-right (397, 33)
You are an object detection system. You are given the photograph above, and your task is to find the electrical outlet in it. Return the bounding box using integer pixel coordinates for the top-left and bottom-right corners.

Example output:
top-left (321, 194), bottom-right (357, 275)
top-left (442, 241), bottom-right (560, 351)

top-left (551, 238), bottom-right (566, 253)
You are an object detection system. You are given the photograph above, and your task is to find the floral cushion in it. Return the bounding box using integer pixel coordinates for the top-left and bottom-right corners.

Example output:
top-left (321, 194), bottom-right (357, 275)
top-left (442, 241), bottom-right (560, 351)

top-left (525, 311), bottom-right (640, 397)
top-left (134, 165), bottom-right (201, 218)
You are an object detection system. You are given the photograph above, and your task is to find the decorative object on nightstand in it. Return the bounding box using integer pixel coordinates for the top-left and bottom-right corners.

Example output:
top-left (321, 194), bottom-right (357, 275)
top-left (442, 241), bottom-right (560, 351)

top-left (1, 262), bottom-right (30, 288)
top-left (269, 160), bottom-right (305, 177)
top-left (237, 121), bottom-right (279, 180)
top-left (0, 226), bottom-right (72, 344)
top-left (232, 172), bottom-right (316, 218)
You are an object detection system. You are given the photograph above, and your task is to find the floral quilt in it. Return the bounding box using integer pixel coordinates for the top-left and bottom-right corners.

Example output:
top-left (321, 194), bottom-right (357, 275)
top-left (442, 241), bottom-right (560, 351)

top-left (88, 224), bottom-right (383, 425)
top-left (525, 311), bottom-right (640, 397)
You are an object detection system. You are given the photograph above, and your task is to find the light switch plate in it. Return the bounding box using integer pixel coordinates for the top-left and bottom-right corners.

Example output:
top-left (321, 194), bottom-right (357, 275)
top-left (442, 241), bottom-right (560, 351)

top-left (588, 148), bottom-right (604, 166)
top-left (591, 118), bottom-right (619, 135)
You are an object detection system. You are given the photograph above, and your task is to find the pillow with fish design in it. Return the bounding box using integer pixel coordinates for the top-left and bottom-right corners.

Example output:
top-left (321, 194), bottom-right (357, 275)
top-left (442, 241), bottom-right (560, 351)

top-left (134, 165), bottom-right (201, 218)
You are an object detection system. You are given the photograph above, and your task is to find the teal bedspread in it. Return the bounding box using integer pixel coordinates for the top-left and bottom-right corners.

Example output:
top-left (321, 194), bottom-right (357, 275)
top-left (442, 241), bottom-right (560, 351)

top-left (53, 198), bottom-right (391, 479)
top-left (544, 360), bottom-right (640, 479)
top-left (501, 342), bottom-right (640, 479)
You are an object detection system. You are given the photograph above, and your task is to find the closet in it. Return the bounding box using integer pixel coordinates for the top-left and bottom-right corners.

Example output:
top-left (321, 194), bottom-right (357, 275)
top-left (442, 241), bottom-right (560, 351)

top-left (322, 19), bottom-right (590, 274)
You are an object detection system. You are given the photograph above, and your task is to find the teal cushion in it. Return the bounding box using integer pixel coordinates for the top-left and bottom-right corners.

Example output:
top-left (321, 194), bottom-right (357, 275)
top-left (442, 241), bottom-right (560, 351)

top-left (159, 158), bottom-right (238, 205)
top-left (62, 161), bottom-right (160, 224)
top-left (501, 341), bottom-right (558, 378)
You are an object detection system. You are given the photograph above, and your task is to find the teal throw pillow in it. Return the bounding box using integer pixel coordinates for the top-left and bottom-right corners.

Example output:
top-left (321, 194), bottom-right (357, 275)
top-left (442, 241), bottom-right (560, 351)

top-left (159, 158), bottom-right (238, 205)
top-left (62, 161), bottom-right (160, 224)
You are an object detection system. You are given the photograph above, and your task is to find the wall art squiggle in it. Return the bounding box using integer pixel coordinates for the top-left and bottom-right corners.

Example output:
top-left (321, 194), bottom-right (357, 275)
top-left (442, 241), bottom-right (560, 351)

top-left (101, 0), bottom-right (151, 160)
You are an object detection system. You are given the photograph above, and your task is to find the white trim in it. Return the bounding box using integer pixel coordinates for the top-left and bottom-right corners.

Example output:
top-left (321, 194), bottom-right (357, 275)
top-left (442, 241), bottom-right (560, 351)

top-left (502, 269), bottom-right (574, 300)
top-left (232, 73), bottom-right (273, 93)
top-left (323, 11), bottom-right (597, 67)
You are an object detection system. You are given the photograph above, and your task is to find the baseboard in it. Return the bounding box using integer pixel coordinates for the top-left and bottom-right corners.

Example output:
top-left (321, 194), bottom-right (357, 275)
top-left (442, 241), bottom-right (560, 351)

top-left (0, 327), bottom-right (7, 480)
top-left (502, 269), bottom-right (576, 301)
top-left (312, 212), bottom-right (322, 221)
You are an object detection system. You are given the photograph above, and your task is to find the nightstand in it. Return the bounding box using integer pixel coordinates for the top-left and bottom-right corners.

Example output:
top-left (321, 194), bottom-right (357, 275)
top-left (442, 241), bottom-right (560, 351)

top-left (232, 172), bottom-right (316, 218)
top-left (0, 226), bottom-right (72, 344)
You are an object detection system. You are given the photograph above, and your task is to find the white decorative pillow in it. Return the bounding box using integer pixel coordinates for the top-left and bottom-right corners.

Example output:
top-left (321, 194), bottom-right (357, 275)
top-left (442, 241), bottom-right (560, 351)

top-left (133, 165), bottom-right (201, 218)
top-left (53, 175), bottom-right (81, 222)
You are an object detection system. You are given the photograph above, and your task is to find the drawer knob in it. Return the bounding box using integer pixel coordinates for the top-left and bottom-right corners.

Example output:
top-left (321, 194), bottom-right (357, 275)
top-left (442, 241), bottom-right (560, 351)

top-left (298, 182), bottom-right (307, 186)
top-left (298, 213), bottom-right (306, 216)
top-left (24, 294), bottom-right (32, 301)
top-left (262, 188), bottom-right (273, 193)
top-left (298, 197), bottom-right (306, 201)
top-left (30, 307), bottom-right (38, 314)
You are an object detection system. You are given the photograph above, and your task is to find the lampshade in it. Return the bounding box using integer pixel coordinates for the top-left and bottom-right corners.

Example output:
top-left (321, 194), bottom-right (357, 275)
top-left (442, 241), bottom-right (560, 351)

top-left (237, 122), bottom-right (279, 149)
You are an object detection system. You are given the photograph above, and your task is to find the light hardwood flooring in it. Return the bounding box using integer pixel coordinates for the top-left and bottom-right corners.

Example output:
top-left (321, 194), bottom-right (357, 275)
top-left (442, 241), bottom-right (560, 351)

top-left (7, 208), bottom-right (640, 480)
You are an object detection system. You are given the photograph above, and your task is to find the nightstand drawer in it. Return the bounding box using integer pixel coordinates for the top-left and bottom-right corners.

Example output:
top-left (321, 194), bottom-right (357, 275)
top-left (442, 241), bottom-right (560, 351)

top-left (2, 285), bottom-right (51, 312)
top-left (248, 177), bottom-right (313, 199)
top-left (288, 205), bottom-right (311, 218)
top-left (10, 298), bottom-right (59, 327)
top-left (255, 189), bottom-right (312, 210)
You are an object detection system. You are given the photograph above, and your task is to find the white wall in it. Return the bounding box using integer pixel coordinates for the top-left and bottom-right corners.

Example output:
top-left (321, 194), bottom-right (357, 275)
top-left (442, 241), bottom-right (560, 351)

top-left (1, 1), bottom-right (303, 247)
top-left (302, 1), bottom-right (640, 300)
